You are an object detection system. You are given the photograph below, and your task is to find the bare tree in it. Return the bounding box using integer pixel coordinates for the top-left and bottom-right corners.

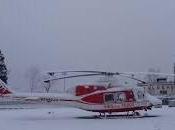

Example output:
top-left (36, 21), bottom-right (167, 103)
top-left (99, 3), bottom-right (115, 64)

top-left (25, 66), bottom-right (41, 93)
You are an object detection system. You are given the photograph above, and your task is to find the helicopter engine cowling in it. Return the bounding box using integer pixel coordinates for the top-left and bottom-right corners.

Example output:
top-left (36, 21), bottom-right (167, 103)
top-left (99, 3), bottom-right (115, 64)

top-left (75, 85), bottom-right (106, 96)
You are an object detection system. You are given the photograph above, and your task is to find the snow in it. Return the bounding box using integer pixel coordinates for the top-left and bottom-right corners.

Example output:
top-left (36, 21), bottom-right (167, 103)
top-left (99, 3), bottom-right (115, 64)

top-left (0, 106), bottom-right (174, 130)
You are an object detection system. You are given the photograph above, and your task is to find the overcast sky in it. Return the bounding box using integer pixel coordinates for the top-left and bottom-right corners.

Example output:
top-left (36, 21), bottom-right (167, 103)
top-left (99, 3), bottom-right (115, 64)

top-left (1, 0), bottom-right (175, 89)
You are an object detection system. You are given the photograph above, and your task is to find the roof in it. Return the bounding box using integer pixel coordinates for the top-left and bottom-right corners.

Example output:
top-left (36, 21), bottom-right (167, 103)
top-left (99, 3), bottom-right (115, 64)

top-left (138, 81), bottom-right (175, 86)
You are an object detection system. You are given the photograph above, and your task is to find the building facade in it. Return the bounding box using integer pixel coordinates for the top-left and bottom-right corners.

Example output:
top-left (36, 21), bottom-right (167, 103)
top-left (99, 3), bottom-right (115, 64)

top-left (138, 78), bottom-right (175, 104)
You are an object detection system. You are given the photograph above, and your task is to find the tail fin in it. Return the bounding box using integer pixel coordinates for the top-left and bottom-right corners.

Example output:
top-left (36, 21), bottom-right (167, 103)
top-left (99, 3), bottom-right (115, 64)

top-left (0, 79), bottom-right (12, 95)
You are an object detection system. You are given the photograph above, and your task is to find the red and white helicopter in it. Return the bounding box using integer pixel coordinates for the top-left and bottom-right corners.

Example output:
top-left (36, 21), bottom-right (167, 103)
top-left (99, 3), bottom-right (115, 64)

top-left (0, 71), bottom-right (162, 117)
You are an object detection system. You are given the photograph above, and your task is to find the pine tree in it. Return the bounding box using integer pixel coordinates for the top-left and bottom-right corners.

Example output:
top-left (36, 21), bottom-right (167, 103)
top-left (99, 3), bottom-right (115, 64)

top-left (0, 50), bottom-right (8, 84)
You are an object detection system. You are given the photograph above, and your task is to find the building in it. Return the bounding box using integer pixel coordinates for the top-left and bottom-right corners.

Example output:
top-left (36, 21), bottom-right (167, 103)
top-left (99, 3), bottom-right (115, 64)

top-left (138, 78), bottom-right (175, 104)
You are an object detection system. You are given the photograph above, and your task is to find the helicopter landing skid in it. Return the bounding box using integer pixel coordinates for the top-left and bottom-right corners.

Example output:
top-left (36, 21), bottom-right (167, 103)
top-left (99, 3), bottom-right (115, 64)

top-left (76, 113), bottom-right (159, 119)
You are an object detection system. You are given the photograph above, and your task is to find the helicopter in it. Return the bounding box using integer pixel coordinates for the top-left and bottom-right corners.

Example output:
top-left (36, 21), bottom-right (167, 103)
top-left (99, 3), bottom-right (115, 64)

top-left (0, 70), bottom-right (162, 118)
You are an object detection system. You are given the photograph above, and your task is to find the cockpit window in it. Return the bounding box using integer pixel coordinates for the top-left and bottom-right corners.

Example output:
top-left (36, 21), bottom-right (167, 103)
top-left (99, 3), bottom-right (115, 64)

top-left (137, 90), bottom-right (145, 100)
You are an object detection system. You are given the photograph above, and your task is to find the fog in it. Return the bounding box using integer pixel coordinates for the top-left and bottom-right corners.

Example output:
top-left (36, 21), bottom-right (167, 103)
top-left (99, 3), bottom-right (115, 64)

top-left (0, 0), bottom-right (175, 90)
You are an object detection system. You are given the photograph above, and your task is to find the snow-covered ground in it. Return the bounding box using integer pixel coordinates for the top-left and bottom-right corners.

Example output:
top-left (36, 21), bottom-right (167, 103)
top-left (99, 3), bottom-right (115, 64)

top-left (0, 106), bottom-right (174, 130)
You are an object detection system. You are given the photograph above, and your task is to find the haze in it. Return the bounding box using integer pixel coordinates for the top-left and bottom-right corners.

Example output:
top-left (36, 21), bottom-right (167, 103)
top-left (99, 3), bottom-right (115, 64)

top-left (0, 0), bottom-right (175, 90)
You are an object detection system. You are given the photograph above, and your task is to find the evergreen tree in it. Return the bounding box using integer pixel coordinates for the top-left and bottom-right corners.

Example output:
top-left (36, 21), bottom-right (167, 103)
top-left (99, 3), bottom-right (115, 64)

top-left (0, 50), bottom-right (8, 84)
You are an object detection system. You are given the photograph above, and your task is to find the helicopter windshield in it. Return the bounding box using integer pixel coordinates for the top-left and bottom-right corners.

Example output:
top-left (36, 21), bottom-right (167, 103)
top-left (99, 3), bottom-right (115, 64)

top-left (133, 88), bottom-right (145, 101)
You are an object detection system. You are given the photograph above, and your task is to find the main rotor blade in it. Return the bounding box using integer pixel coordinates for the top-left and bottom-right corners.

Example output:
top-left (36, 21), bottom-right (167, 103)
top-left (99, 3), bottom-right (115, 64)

top-left (123, 72), bottom-right (175, 77)
top-left (47, 70), bottom-right (105, 76)
top-left (117, 73), bottom-right (147, 84)
top-left (45, 70), bottom-right (148, 84)
top-left (60, 70), bottom-right (106, 74)
top-left (44, 73), bottom-right (103, 83)
top-left (47, 70), bottom-right (122, 76)
top-left (60, 71), bottom-right (123, 76)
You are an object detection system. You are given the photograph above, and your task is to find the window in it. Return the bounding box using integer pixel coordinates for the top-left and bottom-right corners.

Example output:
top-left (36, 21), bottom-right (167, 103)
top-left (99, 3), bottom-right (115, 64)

top-left (137, 90), bottom-right (145, 100)
top-left (104, 92), bottom-right (126, 103)
top-left (148, 86), bottom-right (151, 90)
top-left (114, 92), bottom-right (126, 103)
top-left (160, 90), bottom-right (167, 95)
top-left (162, 86), bottom-right (165, 90)
top-left (171, 86), bottom-right (174, 90)
top-left (104, 93), bottom-right (114, 103)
